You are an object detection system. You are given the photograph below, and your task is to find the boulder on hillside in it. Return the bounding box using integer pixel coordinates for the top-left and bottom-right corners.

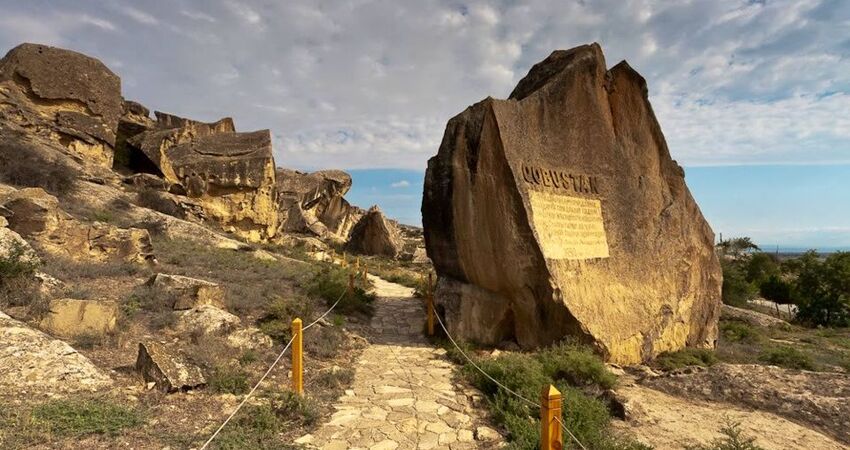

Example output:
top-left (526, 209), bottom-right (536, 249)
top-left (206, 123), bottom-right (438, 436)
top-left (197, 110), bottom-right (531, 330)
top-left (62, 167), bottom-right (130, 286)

top-left (0, 186), bottom-right (155, 263)
top-left (135, 341), bottom-right (205, 392)
top-left (39, 298), bottom-right (118, 338)
top-left (0, 311), bottom-right (112, 393)
top-left (126, 119), bottom-right (278, 241)
top-left (276, 168), bottom-right (359, 239)
top-left (175, 304), bottom-right (241, 336)
top-left (0, 43), bottom-right (122, 168)
top-left (147, 273), bottom-right (225, 310)
top-left (721, 304), bottom-right (789, 328)
top-left (421, 43), bottom-right (721, 364)
top-left (346, 206), bottom-right (403, 258)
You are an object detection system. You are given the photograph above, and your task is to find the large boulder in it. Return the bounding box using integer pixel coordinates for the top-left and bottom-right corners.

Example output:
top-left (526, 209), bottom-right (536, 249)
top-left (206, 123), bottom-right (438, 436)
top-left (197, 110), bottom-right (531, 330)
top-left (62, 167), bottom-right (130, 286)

top-left (0, 43), bottom-right (122, 168)
top-left (276, 168), bottom-right (359, 239)
top-left (147, 273), bottom-right (225, 310)
top-left (126, 117), bottom-right (278, 241)
top-left (421, 44), bottom-right (721, 364)
top-left (0, 311), bottom-right (112, 393)
top-left (39, 298), bottom-right (118, 338)
top-left (135, 341), bottom-right (206, 392)
top-left (0, 187), bottom-right (155, 263)
top-left (346, 206), bottom-right (403, 258)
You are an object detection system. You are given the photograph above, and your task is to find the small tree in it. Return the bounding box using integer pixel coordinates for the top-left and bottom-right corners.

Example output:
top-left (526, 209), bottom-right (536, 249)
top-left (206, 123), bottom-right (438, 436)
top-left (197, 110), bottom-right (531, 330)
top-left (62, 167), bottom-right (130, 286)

top-left (718, 237), bottom-right (761, 258)
top-left (793, 251), bottom-right (850, 327)
top-left (745, 252), bottom-right (779, 286)
top-left (721, 259), bottom-right (755, 307)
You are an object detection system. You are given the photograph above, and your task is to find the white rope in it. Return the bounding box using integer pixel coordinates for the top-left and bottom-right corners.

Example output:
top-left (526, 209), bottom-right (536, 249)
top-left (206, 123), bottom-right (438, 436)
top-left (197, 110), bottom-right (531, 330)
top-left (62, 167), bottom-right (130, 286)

top-left (199, 334), bottom-right (296, 450)
top-left (200, 288), bottom-right (347, 449)
top-left (434, 309), bottom-right (588, 450)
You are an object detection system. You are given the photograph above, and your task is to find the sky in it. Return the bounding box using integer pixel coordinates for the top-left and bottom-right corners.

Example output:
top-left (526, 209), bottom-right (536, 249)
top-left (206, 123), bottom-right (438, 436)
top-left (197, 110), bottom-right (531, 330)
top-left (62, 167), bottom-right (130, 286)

top-left (0, 0), bottom-right (848, 248)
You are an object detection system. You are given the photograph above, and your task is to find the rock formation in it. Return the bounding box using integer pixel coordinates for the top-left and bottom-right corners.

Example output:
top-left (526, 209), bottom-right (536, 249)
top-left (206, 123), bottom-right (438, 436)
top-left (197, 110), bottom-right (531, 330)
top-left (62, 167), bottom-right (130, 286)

top-left (346, 206), bottom-right (404, 258)
top-left (422, 43), bottom-right (721, 364)
top-left (135, 341), bottom-right (206, 392)
top-left (147, 273), bottom-right (225, 310)
top-left (39, 298), bottom-right (118, 338)
top-left (276, 168), bottom-right (360, 239)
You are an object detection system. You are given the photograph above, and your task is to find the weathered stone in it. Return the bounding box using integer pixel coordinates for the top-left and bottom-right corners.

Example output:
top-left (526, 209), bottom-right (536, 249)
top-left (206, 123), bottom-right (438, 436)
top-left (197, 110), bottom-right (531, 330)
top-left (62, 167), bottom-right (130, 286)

top-left (0, 310), bottom-right (112, 393)
top-left (135, 341), bottom-right (205, 392)
top-left (115, 99), bottom-right (156, 171)
top-left (0, 43), bottom-right (122, 166)
top-left (346, 206), bottom-right (404, 258)
top-left (721, 304), bottom-right (789, 328)
top-left (147, 273), bottom-right (225, 310)
top-left (127, 124), bottom-right (278, 241)
top-left (175, 305), bottom-right (241, 335)
top-left (0, 187), bottom-right (155, 263)
top-left (276, 168), bottom-right (358, 239)
top-left (39, 298), bottom-right (118, 338)
top-left (422, 43), bottom-right (720, 364)
top-left (154, 111), bottom-right (235, 133)
top-left (474, 426), bottom-right (500, 441)
top-left (226, 327), bottom-right (273, 350)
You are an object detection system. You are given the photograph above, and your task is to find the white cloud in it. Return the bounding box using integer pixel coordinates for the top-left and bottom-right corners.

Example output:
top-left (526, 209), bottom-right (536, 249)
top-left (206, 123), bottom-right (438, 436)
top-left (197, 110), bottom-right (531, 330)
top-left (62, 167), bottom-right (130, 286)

top-left (181, 10), bottom-right (217, 23)
top-left (391, 180), bottom-right (410, 188)
top-left (119, 6), bottom-right (159, 25)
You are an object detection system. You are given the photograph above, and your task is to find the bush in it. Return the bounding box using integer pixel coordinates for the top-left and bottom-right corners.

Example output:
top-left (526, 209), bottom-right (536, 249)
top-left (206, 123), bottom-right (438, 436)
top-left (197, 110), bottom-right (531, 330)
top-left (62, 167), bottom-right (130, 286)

top-left (687, 419), bottom-right (764, 450)
top-left (537, 342), bottom-right (617, 389)
top-left (0, 240), bottom-right (39, 280)
top-left (306, 264), bottom-right (374, 316)
top-left (212, 404), bottom-right (282, 450)
top-left (313, 367), bottom-right (355, 390)
top-left (655, 348), bottom-right (717, 371)
top-left (31, 399), bottom-right (142, 437)
top-left (720, 321), bottom-right (762, 344)
top-left (758, 346), bottom-right (817, 371)
top-left (759, 274), bottom-right (793, 304)
top-left (257, 296), bottom-right (312, 343)
top-left (721, 259), bottom-right (756, 307)
top-left (0, 240), bottom-right (42, 310)
top-left (793, 251), bottom-right (850, 327)
top-left (208, 366), bottom-right (251, 395)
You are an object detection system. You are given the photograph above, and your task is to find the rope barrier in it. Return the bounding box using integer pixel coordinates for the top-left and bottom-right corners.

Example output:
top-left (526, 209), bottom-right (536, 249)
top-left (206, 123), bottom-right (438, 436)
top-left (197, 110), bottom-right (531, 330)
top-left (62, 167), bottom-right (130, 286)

top-left (433, 307), bottom-right (588, 450)
top-left (199, 287), bottom-right (348, 449)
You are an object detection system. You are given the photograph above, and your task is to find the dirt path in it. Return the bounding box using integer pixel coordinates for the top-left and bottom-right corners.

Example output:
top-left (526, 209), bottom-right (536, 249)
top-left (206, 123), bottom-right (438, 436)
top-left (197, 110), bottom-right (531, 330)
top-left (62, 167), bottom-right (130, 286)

top-left (613, 380), bottom-right (846, 450)
top-left (296, 275), bottom-right (502, 449)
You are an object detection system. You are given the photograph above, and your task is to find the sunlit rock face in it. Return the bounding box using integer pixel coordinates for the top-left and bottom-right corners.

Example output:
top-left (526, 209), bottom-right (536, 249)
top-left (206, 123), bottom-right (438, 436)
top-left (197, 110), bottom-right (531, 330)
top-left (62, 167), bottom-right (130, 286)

top-left (276, 168), bottom-right (360, 240)
top-left (0, 43), bottom-right (122, 168)
top-left (127, 113), bottom-right (278, 241)
top-left (422, 43), bottom-right (721, 365)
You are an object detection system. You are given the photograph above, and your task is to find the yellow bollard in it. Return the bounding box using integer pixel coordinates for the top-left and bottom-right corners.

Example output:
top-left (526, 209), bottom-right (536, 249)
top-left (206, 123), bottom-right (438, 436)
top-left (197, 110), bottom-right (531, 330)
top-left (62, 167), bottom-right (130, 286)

top-left (363, 265), bottom-right (368, 282)
top-left (291, 318), bottom-right (303, 396)
top-left (342, 252), bottom-right (347, 268)
top-left (540, 385), bottom-right (563, 450)
top-left (348, 272), bottom-right (355, 296)
top-left (355, 257), bottom-right (360, 270)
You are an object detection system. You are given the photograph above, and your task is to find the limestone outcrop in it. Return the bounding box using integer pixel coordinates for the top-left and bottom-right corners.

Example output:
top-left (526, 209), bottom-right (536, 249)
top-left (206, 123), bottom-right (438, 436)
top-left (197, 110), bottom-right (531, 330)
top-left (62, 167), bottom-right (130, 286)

top-left (126, 114), bottom-right (278, 241)
top-left (422, 43), bottom-right (721, 364)
top-left (346, 206), bottom-right (404, 258)
top-left (135, 341), bottom-right (206, 392)
top-left (0, 187), bottom-right (155, 263)
top-left (276, 168), bottom-right (359, 239)
top-left (39, 298), bottom-right (118, 338)
top-left (0, 311), bottom-right (112, 393)
top-left (0, 43), bottom-right (122, 168)
top-left (147, 273), bottom-right (225, 310)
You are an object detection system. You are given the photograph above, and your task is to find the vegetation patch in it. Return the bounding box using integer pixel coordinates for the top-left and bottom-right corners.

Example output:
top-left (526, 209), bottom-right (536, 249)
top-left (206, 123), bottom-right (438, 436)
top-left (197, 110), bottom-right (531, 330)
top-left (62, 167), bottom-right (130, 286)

top-left (306, 263), bottom-right (374, 316)
top-left (758, 345), bottom-right (817, 371)
top-left (687, 419), bottom-right (764, 450)
top-left (30, 398), bottom-right (143, 437)
top-left (654, 348), bottom-right (717, 371)
top-left (212, 393), bottom-right (318, 450)
top-left (208, 366), bottom-right (251, 395)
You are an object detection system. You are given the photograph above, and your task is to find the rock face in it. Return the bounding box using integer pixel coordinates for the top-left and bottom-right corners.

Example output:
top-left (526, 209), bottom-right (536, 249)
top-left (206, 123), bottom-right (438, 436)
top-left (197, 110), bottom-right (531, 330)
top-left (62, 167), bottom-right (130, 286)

top-left (421, 43), bottom-right (721, 364)
top-left (346, 206), bottom-right (404, 258)
top-left (147, 273), bottom-right (225, 310)
top-left (721, 304), bottom-right (788, 328)
top-left (0, 187), bottom-right (155, 263)
top-left (276, 168), bottom-right (359, 239)
top-left (135, 341), bottom-right (206, 392)
top-left (39, 298), bottom-right (118, 338)
top-left (0, 43), bottom-right (122, 168)
top-left (126, 113), bottom-right (278, 241)
top-left (0, 311), bottom-right (112, 393)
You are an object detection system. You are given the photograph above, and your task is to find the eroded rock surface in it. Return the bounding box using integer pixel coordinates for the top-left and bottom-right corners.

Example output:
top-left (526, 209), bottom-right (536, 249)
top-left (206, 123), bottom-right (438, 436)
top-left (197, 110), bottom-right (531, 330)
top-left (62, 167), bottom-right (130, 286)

top-left (147, 273), bottom-right (225, 310)
top-left (39, 298), bottom-right (118, 338)
top-left (346, 206), bottom-right (404, 258)
top-left (135, 341), bottom-right (205, 393)
top-left (422, 43), bottom-right (720, 364)
top-left (0, 311), bottom-right (112, 394)
top-left (276, 168), bottom-right (360, 239)
top-left (721, 304), bottom-right (789, 328)
top-left (644, 363), bottom-right (850, 445)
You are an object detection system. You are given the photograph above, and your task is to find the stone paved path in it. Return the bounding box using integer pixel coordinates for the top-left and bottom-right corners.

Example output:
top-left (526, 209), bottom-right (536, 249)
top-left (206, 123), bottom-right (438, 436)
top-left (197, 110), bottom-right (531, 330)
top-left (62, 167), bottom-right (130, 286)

top-left (296, 275), bottom-right (503, 449)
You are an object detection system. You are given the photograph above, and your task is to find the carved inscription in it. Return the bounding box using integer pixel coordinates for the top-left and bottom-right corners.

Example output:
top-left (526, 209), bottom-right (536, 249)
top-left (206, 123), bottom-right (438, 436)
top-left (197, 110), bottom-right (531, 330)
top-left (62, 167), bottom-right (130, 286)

top-left (527, 191), bottom-right (609, 260)
top-left (521, 164), bottom-right (600, 194)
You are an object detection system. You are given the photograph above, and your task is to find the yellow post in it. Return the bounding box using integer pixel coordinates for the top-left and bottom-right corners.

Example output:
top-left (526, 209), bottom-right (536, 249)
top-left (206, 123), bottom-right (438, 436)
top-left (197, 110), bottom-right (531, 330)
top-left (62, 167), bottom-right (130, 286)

top-left (348, 272), bottom-right (355, 296)
top-left (342, 252), bottom-right (347, 268)
top-left (426, 273), bottom-right (435, 336)
top-left (355, 256), bottom-right (360, 270)
top-left (363, 265), bottom-right (368, 282)
top-left (540, 385), bottom-right (563, 450)
top-left (291, 318), bottom-right (303, 396)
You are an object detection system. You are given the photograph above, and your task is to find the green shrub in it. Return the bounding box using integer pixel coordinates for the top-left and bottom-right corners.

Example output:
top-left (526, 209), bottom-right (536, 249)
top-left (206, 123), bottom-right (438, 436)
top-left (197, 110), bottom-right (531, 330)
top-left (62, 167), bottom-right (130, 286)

top-left (208, 366), bottom-right (251, 395)
top-left (257, 296), bottom-right (312, 343)
top-left (307, 264), bottom-right (374, 316)
top-left (744, 253), bottom-right (779, 286)
top-left (793, 251), bottom-right (850, 327)
top-left (537, 342), bottom-right (617, 389)
top-left (0, 240), bottom-right (38, 281)
top-left (720, 321), bottom-right (762, 344)
top-left (655, 348), bottom-right (717, 371)
top-left (313, 367), bottom-right (355, 390)
top-left (687, 419), bottom-right (764, 450)
top-left (304, 324), bottom-right (345, 359)
top-left (758, 346), bottom-right (817, 371)
top-left (212, 404), bottom-right (282, 450)
top-left (758, 274), bottom-right (793, 304)
top-left (721, 259), bottom-right (756, 307)
top-left (31, 399), bottom-right (142, 437)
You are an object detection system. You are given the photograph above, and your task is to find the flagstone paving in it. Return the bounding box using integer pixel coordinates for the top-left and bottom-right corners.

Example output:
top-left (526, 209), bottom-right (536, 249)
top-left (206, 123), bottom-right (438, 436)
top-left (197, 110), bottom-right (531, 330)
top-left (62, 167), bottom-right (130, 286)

top-left (296, 275), bottom-right (503, 449)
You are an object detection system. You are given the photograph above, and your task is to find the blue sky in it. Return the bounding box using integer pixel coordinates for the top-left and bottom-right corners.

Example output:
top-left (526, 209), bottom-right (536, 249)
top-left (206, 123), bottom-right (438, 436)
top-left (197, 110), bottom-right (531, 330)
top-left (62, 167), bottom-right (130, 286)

top-left (2, 1), bottom-right (849, 248)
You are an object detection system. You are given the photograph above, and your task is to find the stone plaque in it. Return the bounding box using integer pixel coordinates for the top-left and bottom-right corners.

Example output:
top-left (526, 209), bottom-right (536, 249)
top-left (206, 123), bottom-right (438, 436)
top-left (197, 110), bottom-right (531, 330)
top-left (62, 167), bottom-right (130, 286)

top-left (527, 191), bottom-right (609, 260)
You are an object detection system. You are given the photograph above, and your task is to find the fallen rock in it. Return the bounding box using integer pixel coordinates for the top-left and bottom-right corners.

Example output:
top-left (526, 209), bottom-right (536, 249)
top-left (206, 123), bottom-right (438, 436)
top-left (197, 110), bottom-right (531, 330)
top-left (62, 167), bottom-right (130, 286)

top-left (226, 327), bottom-right (273, 351)
top-left (0, 186), bottom-right (155, 263)
top-left (147, 273), bottom-right (225, 310)
top-left (0, 43), bottom-right (122, 167)
top-left (39, 298), bottom-right (118, 338)
top-left (421, 43), bottom-right (720, 364)
top-left (346, 206), bottom-right (404, 258)
top-left (276, 169), bottom-right (359, 239)
top-left (0, 310), bottom-right (112, 393)
top-left (645, 363), bottom-right (850, 445)
top-left (135, 341), bottom-right (205, 392)
top-left (175, 305), bottom-right (241, 335)
top-left (721, 304), bottom-right (789, 328)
